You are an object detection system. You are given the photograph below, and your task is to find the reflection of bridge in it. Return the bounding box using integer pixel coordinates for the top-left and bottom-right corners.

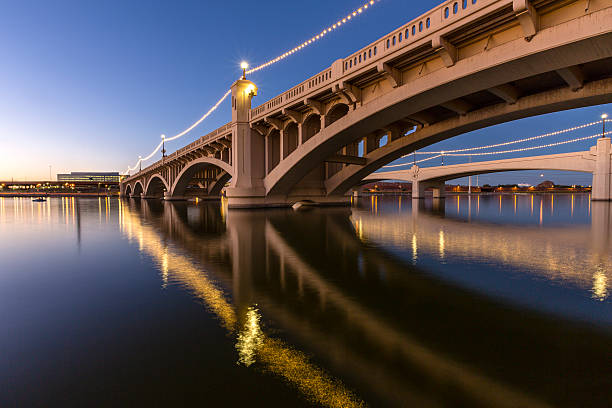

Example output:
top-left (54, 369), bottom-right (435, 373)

top-left (118, 200), bottom-right (612, 406)
top-left (366, 137), bottom-right (612, 199)
top-left (121, 0), bottom-right (612, 207)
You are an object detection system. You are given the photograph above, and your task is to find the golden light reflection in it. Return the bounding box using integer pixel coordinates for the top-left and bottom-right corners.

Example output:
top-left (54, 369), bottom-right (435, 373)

top-left (571, 194), bottom-right (574, 217)
top-left (530, 194), bottom-right (534, 215)
top-left (120, 205), bottom-right (364, 408)
top-left (354, 208), bottom-right (612, 293)
top-left (236, 305), bottom-right (264, 367)
top-left (539, 198), bottom-right (543, 226)
top-left (592, 267), bottom-right (608, 301)
top-left (412, 233), bottom-right (418, 264)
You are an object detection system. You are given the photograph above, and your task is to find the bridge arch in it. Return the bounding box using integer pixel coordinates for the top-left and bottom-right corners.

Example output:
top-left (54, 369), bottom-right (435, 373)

top-left (169, 157), bottom-right (234, 199)
top-left (132, 181), bottom-right (144, 197)
top-left (302, 113), bottom-right (321, 143)
top-left (283, 122), bottom-right (299, 159)
top-left (325, 103), bottom-right (350, 127)
top-left (319, 79), bottom-right (612, 197)
top-left (125, 184), bottom-right (133, 197)
top-left (145, 174), bottom-right (169, 198)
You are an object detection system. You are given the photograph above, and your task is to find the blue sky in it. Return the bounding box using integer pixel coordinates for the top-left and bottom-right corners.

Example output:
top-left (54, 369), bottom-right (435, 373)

top-left (1, 0), bottom-right (609, 185)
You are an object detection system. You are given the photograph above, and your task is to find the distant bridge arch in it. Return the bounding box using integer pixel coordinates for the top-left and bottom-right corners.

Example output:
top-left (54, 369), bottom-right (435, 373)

top-left (168, 157), bottom-right (233, 200)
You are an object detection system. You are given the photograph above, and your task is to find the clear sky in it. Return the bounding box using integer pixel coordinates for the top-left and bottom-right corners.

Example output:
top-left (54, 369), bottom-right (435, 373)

top-left (1, 0), bottom-right (609, 185)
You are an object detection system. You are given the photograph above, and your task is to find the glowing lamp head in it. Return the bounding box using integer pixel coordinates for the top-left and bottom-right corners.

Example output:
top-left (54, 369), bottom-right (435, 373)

top-left (602, 113), bottom-right (609, 119)
top-left (161, 134), bottom-right (166, 140)
top-left (245, 83), bottom-right (257, 97)
top-left (240, 61), bottom-right (249, 79)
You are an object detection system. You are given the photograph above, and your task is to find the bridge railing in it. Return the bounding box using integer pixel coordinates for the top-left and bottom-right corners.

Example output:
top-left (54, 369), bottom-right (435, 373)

top-left (250, 0), bottom-right (505, 121)
top-left (125, 121), bottom-right (232, 181)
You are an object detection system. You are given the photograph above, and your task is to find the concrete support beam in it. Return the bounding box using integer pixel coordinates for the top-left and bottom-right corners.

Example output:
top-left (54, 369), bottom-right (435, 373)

top-left (433, 35), bottom-right (457, 67)
top-left (325, 154), bottom-right (367, 165)
top-left (251, 123), bottom-right (268, 136)
top-left (377, 62), bottom-right (401, 88)
top-left (489, 84), bottom-right (521, 104)
top-left (556, 66), bottom-right (585, 91)
top-left (264, 117), bottom-right (283, 131)
top-left (338, 81), bottom-right (361, 103)
top-left (304, 98), bottom-right (324, 115)
top-left (412, 180), bottom-right (446, 199)
top-left (592, 137), bottom-right (612, 201)
top-left (440, 99), bottom-right (473, 115)
top-left (218, 139), bottom-right (232, 149)
top-left (282, 109), bottom-right (302, 124)
top-left (513, 0), bottom-right (538, 41)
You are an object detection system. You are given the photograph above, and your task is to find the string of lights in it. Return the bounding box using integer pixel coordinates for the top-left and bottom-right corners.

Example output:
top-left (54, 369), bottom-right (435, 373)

top-left (124, 90), bottom-right (232, 174)
top-left (382, 154), bottom-right (442, 168)
top-left (381, 129), bottom-right (611, 169)
top-left (125, 1), bottom-right (381, 175)
top-left (412, 120), bottom-right (602, 155)
top-left (246, 0), bottom-right (379, 74)
top-left (443, 131), bottom-right (611, 156)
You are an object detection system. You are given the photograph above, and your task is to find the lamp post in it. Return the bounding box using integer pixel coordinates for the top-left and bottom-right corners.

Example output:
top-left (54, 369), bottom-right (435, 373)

top-left (139, 156), bottom-right (142, 173)
top-left (602, 113), bottom-right (608, 138)
top-left (161, 134), bottom-right (166, 163)
top-left (241, 61), bottom-right (248, 80)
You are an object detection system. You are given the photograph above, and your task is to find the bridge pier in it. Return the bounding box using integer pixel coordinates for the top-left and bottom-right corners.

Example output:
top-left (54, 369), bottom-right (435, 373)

top-left (163, 192), bottom-right (187, 201)
top-left (592, 137), bottom-right (612, 201)
top-left (412, 180), bottom-right (446, 199)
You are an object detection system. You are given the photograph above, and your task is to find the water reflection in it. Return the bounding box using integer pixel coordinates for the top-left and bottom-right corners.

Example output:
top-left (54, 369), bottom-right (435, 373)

top-left (117, 195), bottom-right (610, 407)
top-left (2, 195), bottom-right (610, 407)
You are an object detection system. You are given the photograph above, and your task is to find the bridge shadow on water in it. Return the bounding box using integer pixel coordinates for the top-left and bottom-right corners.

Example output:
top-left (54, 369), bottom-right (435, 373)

top-left (123, 197), bottom-right (612, 408)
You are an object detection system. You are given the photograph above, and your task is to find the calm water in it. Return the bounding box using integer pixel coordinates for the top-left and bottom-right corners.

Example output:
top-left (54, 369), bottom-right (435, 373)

top-left (1, 194), bottom-right (610, 407)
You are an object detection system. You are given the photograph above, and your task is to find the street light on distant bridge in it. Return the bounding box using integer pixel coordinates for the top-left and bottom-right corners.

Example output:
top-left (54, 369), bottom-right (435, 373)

top-left (161, 134), bottom-right (166, 162)
top-left (138, 156), bottom-right (142, 173)
top-left (602, 113), bottom-right (608, 138)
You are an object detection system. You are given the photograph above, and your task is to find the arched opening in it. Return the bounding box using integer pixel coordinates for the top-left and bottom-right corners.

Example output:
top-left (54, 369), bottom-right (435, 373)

top-left (145, 175), bottom-right (168, 198)
top-left (125, 184), bottom-right (132, 197)
top-left (267, 129), bottom-right (281, 173)
top-left (302, 114), bottom-right (321, 143)
top-left (171, 159), bottom-right (233, 199)
top-left (209, 171), bottom-right (232, 196)
top-left (132, 182), bottom-right (144, 197)
top-left (283, 123), bottom-right (299, 159)
top-left (325, 104), bottom-right (349, 127)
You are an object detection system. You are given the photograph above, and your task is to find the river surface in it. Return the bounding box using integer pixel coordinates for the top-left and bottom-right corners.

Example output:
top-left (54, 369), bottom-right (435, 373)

top-left (1, 194), bottom-right (610, 407)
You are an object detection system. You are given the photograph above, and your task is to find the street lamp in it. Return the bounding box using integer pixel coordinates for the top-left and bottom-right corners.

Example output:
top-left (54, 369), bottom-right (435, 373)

top-left (161, 134), bottom-right (166, 161)
top-left (602, 113), bottom-right (608, 138)
top-left (241, 61), bottom-right (248, 80)
top-left (139, 156), bottom-right (142, 172)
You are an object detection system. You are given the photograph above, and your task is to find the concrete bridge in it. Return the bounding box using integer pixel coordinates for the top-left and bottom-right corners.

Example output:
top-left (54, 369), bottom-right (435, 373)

top-left (122, 0), bottom-right (612, 207)
top-left (365, 137), bottom-right (612, 199)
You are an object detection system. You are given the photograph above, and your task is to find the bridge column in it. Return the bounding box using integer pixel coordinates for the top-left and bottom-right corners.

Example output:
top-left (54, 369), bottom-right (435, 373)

top-left (592, 137), bottom-right (611, 201)
top-left (225, 79), bottom-right (269, 208)
top-left (119, 183), bottom-right (126, 197)
top-left (412, 180), bottom-right (446, 199)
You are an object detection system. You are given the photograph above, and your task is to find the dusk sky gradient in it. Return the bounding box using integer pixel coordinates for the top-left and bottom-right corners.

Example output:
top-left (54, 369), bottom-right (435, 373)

top-left (1, 0), bottom-right (610, 185)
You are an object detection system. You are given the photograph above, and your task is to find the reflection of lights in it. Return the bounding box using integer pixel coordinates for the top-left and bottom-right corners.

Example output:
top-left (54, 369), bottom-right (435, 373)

top-left (592, 268), bottom-right (608, 301)
top-left (236, 306), bottom-right (264, 367)
top-left (438, 230), bottom-right (445, 259)
top-left (412, 233), bottom-right (418, 264)
top-left (120, 205), bottom-right (363, 407)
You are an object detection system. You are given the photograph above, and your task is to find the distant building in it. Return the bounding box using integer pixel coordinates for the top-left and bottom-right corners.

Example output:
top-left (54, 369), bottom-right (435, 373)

top-left (537, 180), bottom-right (555, 189)
top-left (57, 172), bottom-right (123, 183)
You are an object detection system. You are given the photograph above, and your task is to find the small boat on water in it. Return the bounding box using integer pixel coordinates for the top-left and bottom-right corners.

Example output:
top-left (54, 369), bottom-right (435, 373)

top-left (32, 197), bottom-right (47, 202)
